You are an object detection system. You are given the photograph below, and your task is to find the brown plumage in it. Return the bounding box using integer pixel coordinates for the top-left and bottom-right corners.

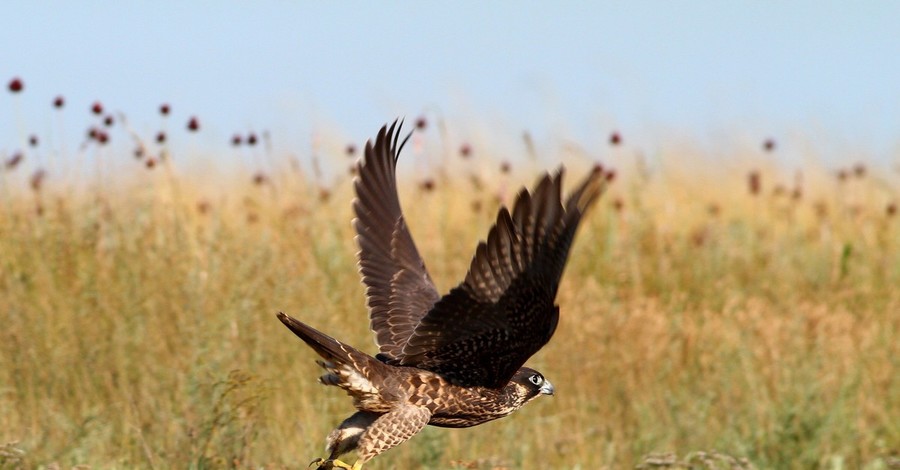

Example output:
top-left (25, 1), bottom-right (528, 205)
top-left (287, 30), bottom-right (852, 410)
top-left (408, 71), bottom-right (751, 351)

top-left (277, 120), bottom-right (613, 469)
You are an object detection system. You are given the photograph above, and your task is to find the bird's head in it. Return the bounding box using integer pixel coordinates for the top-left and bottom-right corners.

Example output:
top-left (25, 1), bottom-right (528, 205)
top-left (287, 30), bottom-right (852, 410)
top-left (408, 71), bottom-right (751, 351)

top-left (508, 366), bottom-right (555, 406)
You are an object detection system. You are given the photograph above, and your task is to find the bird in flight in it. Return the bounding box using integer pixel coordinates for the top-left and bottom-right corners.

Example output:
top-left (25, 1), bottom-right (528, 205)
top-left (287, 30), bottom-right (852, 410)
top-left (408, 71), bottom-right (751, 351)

top-left (277, 120), bottom-right (612, 469)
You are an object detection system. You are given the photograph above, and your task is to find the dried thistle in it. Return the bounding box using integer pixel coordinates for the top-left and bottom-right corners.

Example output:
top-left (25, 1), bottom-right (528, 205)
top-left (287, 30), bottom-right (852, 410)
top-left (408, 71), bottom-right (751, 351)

top-left (748, 171), bottom-right (761, 196)
top-left (609, 131), bottom-right (622, 146)
top-left (8, 77), bottom-right (23, 93)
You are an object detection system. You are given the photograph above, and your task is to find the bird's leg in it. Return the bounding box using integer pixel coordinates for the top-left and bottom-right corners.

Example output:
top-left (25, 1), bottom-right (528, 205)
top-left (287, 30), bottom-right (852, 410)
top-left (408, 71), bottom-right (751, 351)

top-left (308, 458), bottom-right (362, 470)
top-left (326, 459), bottom-right (362, 470)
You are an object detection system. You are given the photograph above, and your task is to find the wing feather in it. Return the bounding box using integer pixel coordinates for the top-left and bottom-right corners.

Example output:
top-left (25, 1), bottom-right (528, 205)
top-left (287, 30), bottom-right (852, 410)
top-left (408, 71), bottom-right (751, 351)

top-left (353, 121), bottom-right (441, 360)
top-left (398, 165), bottom-right (612, 388)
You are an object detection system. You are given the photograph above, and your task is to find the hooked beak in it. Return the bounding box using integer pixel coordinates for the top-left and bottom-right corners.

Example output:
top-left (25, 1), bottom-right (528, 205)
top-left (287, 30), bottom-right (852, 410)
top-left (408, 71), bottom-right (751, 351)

top-left (540, 379), bottom-right (555, 396)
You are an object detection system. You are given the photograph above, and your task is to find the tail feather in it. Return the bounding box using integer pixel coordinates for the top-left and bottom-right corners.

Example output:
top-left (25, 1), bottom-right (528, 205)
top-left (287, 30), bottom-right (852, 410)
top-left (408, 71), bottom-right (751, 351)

top-left (277, 312), bottom-right (362, 365)
top-left (276, 312), bottom-right (390, 406)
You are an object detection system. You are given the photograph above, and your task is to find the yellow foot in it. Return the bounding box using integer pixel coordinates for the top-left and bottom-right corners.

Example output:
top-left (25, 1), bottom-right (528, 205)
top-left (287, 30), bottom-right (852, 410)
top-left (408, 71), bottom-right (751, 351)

top-left (308, 458), bottom-right (362, 470)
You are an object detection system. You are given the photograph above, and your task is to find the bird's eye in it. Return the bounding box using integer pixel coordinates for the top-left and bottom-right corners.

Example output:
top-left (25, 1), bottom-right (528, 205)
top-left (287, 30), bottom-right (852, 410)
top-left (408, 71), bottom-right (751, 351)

top-left (529, 374), bottom-right (543, 386)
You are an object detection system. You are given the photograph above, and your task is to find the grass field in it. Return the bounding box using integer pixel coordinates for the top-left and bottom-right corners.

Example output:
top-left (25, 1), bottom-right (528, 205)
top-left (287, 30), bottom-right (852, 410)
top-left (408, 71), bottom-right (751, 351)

top-left (1, 125), bottom-right (899, 469)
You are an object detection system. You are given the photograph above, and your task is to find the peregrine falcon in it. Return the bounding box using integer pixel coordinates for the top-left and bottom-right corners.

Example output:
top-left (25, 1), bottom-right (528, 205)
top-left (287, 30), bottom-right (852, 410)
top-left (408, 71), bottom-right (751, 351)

top-left (277, 120), bottom-right (612, 469)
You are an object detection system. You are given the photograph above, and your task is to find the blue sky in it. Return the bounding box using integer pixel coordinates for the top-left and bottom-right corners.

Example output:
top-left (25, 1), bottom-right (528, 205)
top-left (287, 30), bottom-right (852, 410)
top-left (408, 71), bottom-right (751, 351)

top-left (2, 2), bottom-right (899, 167)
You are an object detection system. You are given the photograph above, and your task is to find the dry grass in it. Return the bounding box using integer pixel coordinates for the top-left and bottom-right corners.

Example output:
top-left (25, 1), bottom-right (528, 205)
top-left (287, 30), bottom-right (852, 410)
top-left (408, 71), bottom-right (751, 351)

top-left (0, 134), bottom-right (898, 469)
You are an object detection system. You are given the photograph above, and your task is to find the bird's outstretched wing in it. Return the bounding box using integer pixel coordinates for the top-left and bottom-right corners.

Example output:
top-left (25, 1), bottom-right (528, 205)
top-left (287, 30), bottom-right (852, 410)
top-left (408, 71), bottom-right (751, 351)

top-left (353, 121), bottom-right (441, 361)
top-left (397, 165), bottom-right (612, 388)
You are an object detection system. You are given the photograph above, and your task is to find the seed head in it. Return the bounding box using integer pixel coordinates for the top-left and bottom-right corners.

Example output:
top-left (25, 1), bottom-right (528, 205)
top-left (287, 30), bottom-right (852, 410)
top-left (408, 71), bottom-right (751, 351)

top-left (748, 171), bottom-right (761, 196)
top-left (415, 116), bottom-right (427, 130)
top-left (53, 95), bottom-right (65, 109)
top-left (8, 77), bottom-right (23, 93)
top-left (853, 163), bottom-right (866, 178)
top-left (459, 143), bottom-right (471, 158)
top-left (187, 116), bottom-right (199, 132)
top-left (156, 131), bottom-right (166, 144)
top-left (499, 161), bottom-right (511, 174)
top-left (763, 138), bottom-right (776, 152)
top-left (231, 134), bottom-right (242, 146)
top-left (252, 172), bottom-right (267, 186)
top-left (609, 131), bottom-right (622, 146)
top-left (612, 198), bottom-right (624, 212)
top-left (420, 179), bottom-right (435, 192)
top-left (91, 101), bottom-right (103, 115)
top-left (5, 152), bottom-right (23, 170)
top-left (103, 115), bottom-right (114, 127)
top-left (246, 133), bottom-right (257, 146)
top-left (159, 103), bottom-right (170, 116)
top-left (887, 203), bottom-right (897, 217)
top-left (836, 169), bottom-right (849, 182)
top-left (145, 157), bottom-right (157, 169)
top-left (29, 135), bottom-right (39, 147)
top-left (346, 143), bottom-right (356, 157)
top-left (30, 169), bottom-right (46, 192)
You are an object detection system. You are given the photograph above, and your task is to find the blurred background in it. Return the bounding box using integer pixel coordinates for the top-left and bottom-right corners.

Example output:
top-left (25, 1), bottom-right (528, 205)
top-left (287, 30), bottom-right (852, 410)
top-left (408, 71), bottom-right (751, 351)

top-left (2, 2), bottom-right (899, 167)
top-left (1, 3), bottom-right (898, 469)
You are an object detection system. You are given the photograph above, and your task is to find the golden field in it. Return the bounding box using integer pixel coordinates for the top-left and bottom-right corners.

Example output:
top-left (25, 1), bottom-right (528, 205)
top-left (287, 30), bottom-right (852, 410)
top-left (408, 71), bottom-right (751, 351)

top-left (0, 131), bottom-right (898, 469)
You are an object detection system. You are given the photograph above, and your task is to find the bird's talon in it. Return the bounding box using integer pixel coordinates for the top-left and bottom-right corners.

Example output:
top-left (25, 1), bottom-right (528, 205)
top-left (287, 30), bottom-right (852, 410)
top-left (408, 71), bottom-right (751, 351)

top-left (330, 459), bottom-right (360, 470)
top-left (307, 458), bottom-right (360, 470)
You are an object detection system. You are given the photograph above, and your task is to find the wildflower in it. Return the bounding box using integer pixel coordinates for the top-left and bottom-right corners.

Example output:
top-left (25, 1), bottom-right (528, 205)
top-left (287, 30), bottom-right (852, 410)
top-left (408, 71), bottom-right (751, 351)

top-left (91, 101), bottom-right (103, 115)
top-left (748, 171), bottom-right (761, 195)
top-left (159, 103), bottom-right (170, 116)
top-left (763, 138), bottom-right (776, 152)
top-left (609, 131), bottom-right (621, 146)
top-left (187, 116), bottom-right (199, 132)
top-left (8, 77), bottom-right (23, 93)
top-left (30, 169), bottom-right (46, 191)
top-left (459, 143), bottom-right (471, 158)
top-left (53, 96), bottom-right (65, 108)
top-left (5, 152), bottom-right (23, 169)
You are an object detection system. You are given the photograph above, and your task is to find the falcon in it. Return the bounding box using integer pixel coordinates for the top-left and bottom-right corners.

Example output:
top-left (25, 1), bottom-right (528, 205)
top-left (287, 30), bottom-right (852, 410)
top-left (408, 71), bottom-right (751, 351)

top-left (277, 120), bottom-right (612, 469)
